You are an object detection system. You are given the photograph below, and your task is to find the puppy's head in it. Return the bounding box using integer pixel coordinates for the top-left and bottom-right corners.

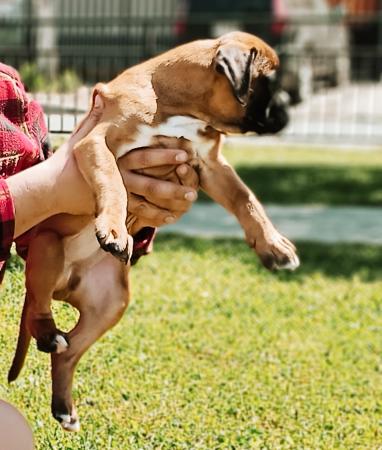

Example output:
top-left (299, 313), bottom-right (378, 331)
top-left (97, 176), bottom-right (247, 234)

top-left (206, 31), bottom-right (289, 135)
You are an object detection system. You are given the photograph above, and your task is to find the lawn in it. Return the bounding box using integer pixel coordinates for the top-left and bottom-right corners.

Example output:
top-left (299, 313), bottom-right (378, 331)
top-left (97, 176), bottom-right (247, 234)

top-left (1, 145), bottom-right (382, 449)
top-left (1, 237), bottom-right (382, 449)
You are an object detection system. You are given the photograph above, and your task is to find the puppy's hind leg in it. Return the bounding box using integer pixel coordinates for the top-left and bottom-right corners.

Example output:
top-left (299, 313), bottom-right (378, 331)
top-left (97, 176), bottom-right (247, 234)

top-left (25, 231), bottom-right (69, 354)
top-left (51, 257), bottom-right (129, 431)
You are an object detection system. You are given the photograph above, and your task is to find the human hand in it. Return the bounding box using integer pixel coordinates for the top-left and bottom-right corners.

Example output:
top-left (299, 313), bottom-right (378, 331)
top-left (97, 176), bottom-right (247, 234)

top-left (118, 148), bottom-right (199, 228)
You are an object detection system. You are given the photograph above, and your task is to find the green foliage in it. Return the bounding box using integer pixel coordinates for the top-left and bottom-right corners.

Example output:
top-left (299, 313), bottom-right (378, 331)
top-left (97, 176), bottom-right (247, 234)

top-left (2, 237), bottom-right (382, 448)
top-left (52, 69), bottom-right (82, 93)
top-left (19, 62), bottom-right (81, 93)
top-left (19, 62), bottom-right (47, 93)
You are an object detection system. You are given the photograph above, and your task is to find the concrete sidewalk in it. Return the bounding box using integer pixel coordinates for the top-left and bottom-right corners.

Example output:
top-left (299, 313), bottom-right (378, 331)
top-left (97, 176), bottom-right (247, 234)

top-left (162, 203), bottom-right (382, 244)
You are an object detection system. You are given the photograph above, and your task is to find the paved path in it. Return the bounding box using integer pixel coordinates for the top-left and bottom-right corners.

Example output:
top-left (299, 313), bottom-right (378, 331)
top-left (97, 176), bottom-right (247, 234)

top-left (284, 83), bottom-right (382, 145)
top-left (162, 204), bottom-right (382, 244)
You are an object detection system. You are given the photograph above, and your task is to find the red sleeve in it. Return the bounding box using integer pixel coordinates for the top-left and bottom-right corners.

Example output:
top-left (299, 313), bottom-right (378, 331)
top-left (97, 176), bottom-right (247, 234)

top-left (0, 63), bottom-right (51, 275)
top-left (0, 177), bottom-right (15, 261)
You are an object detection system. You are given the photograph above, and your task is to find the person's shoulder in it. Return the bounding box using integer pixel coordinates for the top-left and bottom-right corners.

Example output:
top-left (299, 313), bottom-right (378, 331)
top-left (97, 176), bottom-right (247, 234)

top-left (0, 63), bottom-right (22, 84)
top-left (0, 63), bottom-right (28, 108)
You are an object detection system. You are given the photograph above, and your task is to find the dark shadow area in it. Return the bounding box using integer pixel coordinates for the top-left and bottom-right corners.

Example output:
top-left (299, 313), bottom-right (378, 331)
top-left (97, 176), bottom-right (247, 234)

top-left (294, 241), bottom-right (382, 282)
top-left (198, 165), bottom-right (382, 206)
top-left (6, 253), bottom-right (25, 273)
top-left (156, 234), bottom-right (382, 282)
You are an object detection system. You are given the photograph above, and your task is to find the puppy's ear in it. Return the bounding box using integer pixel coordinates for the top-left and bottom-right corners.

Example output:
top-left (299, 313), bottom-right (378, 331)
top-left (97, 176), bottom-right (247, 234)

top-left (71, 83), bottom-right (106, 136)
top-left (215, 46), bottom-right (257, 106)
top-left (91, 83), bottom-right (108, 110)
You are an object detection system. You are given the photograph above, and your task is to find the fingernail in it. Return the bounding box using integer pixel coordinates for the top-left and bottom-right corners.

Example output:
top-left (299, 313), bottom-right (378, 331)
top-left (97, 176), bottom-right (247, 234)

top-left (165, 216), bottom-right (176, 224)
top-left (175, 152), bottom-right (188, 162)
top-left (178, 165), bottom-right (188, 175)
top-left (185, 191), bottom-right (197, 202)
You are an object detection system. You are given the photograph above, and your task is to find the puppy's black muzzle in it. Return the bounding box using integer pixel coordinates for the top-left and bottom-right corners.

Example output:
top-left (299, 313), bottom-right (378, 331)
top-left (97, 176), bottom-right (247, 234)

top-left (242, 74), bottom-right (290, 135)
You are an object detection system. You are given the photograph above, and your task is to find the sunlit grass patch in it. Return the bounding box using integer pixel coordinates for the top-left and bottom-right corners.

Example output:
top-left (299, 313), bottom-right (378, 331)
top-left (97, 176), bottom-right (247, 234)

top-left (1, 236), bottom-right (382, 448)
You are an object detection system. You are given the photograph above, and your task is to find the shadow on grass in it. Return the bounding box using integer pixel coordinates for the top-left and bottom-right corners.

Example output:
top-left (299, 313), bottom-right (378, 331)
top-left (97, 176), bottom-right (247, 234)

top-left (6, 234), bottom-right (382, 283)
top-left (156, 234), bottom-right (382, 282)
top-left (6, 253), bottom-right (25, 273)
top-left (198, 165), bottom-right (382, 206)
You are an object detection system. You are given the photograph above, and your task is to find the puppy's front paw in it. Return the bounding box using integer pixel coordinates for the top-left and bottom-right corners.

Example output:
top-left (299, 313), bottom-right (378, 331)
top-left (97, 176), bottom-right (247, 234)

top-left (95, 215), bottom-right (133, 263)
top-left (253, 233), bottom-right (300, 271)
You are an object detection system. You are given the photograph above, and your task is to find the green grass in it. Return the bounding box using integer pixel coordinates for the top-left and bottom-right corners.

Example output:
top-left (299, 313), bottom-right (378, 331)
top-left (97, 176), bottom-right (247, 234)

top-left (222, 145), bottom-right (382, 168)
top-left (2, 236), bottom-right (382, 449)
top-left (2, 144), bottom-right (382, 448)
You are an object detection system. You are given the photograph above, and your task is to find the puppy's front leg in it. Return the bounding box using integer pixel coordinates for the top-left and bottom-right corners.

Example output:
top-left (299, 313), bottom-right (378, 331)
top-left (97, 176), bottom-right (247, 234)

top-left (200, 154), bottom-right (299, 271)
top-left (73, 122), bottom-right (133, 263)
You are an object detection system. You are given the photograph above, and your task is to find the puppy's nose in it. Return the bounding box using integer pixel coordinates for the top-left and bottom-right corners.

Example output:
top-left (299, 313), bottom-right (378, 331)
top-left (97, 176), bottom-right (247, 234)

top-left (264, 89), bottom-right (290, 134)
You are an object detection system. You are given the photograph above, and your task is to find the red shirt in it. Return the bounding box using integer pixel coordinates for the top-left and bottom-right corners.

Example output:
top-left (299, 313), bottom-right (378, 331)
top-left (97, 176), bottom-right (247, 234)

top-left (0, 63), bottom-right (51, 282)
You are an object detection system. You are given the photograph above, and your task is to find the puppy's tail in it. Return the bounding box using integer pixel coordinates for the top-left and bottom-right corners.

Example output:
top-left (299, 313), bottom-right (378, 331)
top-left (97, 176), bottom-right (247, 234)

top-left (8, 297), bottom-right (31, 383)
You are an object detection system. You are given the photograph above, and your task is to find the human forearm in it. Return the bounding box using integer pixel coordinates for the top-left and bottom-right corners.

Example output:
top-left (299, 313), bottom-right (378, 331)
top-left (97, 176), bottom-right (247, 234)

top-left (7, 158), bottom-right (62, 238)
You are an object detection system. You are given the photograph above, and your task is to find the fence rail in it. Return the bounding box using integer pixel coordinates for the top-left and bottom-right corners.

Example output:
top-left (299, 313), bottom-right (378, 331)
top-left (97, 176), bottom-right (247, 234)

top-left (0, 0), bottom-right (381, 144)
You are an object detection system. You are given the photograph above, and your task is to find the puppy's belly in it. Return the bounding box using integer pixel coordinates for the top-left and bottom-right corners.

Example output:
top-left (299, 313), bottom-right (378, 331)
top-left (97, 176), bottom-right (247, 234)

top-left (55, 222), bottom-right (105, 292)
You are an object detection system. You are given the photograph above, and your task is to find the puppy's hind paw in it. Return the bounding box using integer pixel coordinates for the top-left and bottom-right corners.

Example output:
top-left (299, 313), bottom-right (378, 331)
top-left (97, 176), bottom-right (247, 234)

top-left (52, 399), bottom-right (80, 432)
top-left (53, 411), bottom-right (80, 432)
top-left (58, 415), bottom-right (80, 432)
top-left (37, 332), bottom-right (69, 354)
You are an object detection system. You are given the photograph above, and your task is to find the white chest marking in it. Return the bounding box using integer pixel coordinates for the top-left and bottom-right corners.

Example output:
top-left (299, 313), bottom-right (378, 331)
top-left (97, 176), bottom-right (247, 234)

top-left (115, 115), bottom-right (215, 159)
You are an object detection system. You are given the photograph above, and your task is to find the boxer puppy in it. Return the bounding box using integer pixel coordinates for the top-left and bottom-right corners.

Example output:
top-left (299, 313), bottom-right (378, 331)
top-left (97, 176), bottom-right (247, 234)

top-left (9, 31), bottom-right (299, 431)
